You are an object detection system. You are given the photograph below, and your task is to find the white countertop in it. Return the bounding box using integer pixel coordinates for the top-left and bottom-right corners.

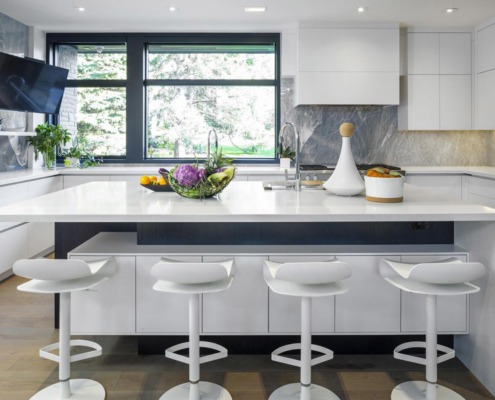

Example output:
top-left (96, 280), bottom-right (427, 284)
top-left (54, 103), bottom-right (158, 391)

top-left (0, 180), bottom-right (494, 223)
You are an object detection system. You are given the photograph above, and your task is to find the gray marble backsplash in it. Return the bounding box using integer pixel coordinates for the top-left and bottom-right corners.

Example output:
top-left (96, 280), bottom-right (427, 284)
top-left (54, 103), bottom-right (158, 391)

top-left (0, 12), bottom-right (29, 172)
top-left (281, 77), bottom-right (495, 167)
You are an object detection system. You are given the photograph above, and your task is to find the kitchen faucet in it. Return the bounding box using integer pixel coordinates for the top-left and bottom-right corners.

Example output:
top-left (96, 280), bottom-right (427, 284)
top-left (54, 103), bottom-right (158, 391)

top-left (207, 129), bottom-right (218, 159)
top-left (280, 122), bottom-right (301, 191)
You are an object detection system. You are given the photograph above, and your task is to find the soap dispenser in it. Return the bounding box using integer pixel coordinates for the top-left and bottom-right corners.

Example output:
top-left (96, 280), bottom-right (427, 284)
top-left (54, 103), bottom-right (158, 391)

top-left (323, 122), bottom-right (365, 196)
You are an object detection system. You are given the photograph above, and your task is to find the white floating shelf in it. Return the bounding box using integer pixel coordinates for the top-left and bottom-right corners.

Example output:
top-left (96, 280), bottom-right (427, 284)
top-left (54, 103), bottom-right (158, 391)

top-left (0, 131), bottom-right (35, 136)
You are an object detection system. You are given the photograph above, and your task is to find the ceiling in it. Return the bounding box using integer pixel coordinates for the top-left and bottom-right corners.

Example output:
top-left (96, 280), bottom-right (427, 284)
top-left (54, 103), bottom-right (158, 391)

top-left (1, 0), bottom-right (495, 32)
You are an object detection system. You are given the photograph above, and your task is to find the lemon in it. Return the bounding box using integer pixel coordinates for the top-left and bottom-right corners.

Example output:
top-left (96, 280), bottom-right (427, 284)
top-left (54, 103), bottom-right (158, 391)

top-left (149, 176), bottom-right (158, 182)
top-left (158, 176), bottom-right (166, 186)
top-left (140, 176), bottom-right (151, 185)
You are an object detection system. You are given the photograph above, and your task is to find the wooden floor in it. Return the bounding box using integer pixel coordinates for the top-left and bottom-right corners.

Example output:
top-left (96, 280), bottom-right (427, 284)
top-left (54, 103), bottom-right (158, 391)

top-left (1, 274), bottom-right (493, 400)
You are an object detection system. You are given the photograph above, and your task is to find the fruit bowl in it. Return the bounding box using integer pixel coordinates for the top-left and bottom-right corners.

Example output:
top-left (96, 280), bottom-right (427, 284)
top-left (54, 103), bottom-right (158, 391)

top-left (168, 171), bottom-right (234, 199)
top-left (140, 183), bottom-right (174, 192)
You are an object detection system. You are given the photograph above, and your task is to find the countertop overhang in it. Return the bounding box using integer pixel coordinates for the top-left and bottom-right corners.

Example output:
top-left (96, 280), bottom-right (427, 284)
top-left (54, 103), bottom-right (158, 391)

top-left (0, 181), bottom-right (494, 223)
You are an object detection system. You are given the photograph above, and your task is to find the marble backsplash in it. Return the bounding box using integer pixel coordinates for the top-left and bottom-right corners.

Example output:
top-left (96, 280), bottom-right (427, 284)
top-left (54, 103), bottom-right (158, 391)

top-left (0, 12), bottom-right (29, 172)
top-left (281, 77), bottom-right (495, 167)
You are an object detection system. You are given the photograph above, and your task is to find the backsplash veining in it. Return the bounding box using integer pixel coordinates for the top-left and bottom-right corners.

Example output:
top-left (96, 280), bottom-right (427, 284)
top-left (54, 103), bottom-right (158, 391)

top-left (281, 77), bottom-right (495, 166)
top-left (0, 12), bottom-right (29, 172)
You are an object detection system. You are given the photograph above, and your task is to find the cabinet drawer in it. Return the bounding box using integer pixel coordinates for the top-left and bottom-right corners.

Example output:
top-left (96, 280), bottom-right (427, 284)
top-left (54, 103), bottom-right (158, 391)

top-left (0, 182), bottom-right (28, 232)
top-left (468, 176), bottom-right (495, 200)
top-left (28, 176), bottom-right (63, 198)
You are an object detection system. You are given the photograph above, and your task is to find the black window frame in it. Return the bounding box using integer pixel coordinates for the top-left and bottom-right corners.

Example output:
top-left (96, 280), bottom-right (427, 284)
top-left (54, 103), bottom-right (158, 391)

top-left (47, 32), bottom-right (281, 164)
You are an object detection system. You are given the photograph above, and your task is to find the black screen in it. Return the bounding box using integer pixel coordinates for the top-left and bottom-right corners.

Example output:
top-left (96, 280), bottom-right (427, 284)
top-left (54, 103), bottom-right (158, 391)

top-left (0, 52), bottom-right (69, 114)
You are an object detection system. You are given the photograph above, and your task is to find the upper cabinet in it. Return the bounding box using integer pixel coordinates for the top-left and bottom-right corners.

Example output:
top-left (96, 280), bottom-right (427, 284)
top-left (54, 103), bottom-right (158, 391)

top-left (399, 30), bottom-right (473, 131)
top-left (294, 23), bottom-right (400, 105)
top-left (476, 22), bottom-right (495, 129)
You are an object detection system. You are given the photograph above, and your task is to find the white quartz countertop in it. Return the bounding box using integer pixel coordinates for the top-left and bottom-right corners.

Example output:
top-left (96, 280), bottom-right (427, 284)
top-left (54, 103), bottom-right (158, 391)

top-left (0, 180), bottom-right (494, 223)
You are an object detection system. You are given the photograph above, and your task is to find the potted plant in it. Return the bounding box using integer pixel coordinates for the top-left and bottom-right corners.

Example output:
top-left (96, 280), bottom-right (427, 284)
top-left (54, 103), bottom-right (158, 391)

top-left (60, 134), bottom-right (102, 168)
top-left (280, 145), bottom-right (295, 169)
top-left (27, 122), bottom-right (70, 169)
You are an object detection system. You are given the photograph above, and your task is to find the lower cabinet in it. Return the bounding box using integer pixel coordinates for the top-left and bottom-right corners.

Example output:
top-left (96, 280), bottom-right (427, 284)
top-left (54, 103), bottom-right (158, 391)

top-left (467, 176), bottom-right (495, 207)
top-left (405, 174), bottom-right (463, 200)
top-left (268, 255), bottom-right (335, 333)
top-left (70, 255), bottom-right (136, 335)
top-left (400, 254), bottom-right (468, 333)
top-left (335, 255), bottom-right (401, 333)
top-left (136, 255), bottom-right (201, 334)
top-left (202, 256), bottom-right (268, 333)
top-left (0, 224), bottom-right (28, 276)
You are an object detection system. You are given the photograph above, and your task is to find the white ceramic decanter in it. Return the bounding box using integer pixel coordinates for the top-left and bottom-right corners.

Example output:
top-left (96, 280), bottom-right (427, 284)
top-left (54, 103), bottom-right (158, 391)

top-left (323, 122), bottom-right (365, 196)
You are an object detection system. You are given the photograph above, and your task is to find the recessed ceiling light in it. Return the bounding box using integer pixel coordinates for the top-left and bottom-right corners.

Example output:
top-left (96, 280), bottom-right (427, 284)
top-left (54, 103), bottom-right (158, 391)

top-left (169, 6), bottom-right (177, 12)
top-left (74, 6), bottom-right (86, 12)
top-left (357, 6), bottom-right (367, 13)
top-left (244, 6), bottom-right (266, 12)
top-left (446, 8), bottom-right (458, 13)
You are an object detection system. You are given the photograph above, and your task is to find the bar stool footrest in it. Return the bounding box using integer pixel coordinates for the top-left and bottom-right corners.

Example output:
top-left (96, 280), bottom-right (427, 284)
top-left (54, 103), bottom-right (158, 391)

top-left (166, 341), bottom-right (228, 365)
top-left (393, 341), bottom-right (455, 366)
top-left (271, 343), bottom-right (333, 368)
top-left (39, 339), bottom-right (102, 364)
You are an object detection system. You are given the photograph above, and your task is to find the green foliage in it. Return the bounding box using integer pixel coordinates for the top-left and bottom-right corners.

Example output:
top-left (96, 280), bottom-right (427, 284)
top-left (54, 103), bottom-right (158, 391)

top-left (60, 133), bottom-right (102, 168)
top-left (27, 123), bottom-right (71, 167)
top-left (203, 148), bottom-right (234, 175)
top-left (281, 146), bottom-right (296, 160)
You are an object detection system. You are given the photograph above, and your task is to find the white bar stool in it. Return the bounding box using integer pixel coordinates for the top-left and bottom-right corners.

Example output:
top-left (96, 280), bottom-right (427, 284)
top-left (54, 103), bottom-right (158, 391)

top-left (264, 259), bottom-right (352, 400)
top-left (380, 257), bottom-right (485, 400)
top-left (151, 258), bottom-right (235, 400)
top-left (13, 257), bottom-right (116, 400)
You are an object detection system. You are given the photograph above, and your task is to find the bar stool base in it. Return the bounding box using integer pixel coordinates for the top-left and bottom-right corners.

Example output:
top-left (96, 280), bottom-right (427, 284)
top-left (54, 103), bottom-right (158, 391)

top-left (30, 379), bottom-right (105, 400)
top-left (391, 381), bottom-right (465, 400)
top-left (159, 381), bottom-right (232, 400)
top-left (268, 383), bottom-right (341, 400)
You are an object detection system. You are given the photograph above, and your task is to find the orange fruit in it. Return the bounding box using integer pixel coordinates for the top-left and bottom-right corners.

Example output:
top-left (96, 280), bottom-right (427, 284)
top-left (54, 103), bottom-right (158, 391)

top-left (149, 176), bottom-right (158, 182)
top-left (140, 176), bottom-right (151, 185)
top-left (158, 176), bottom-right (166, 186)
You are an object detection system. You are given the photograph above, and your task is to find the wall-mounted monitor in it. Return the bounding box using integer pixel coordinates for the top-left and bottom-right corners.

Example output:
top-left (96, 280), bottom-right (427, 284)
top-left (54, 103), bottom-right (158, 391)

top-left (0, 51), bottom-right (69, 115)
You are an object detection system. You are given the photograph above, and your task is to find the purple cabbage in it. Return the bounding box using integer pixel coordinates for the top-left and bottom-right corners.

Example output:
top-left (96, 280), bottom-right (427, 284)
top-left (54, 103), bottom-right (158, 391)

top-left (173, 165), bottom-right (207, 187)
top-left (174, 164), bottom-right (202, 188)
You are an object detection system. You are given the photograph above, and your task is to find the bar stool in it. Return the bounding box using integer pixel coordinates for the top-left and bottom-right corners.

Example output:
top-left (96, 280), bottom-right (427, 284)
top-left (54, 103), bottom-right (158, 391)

top-left (380, 257), bottom-right (485, 400)
top-left (151, 258), bottom-right (235, 400)
top-left (264, 259), bottom-right (352, 400)
top-left (13, 257), bottom-right (116, 400)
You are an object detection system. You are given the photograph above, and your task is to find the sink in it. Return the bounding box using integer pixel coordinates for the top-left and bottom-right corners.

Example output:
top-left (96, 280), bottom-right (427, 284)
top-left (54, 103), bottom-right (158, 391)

top-left (262, 180), bottom-right (324, 190)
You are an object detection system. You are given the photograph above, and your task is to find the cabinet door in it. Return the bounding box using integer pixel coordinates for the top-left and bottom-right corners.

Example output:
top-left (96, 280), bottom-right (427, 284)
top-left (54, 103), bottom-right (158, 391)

top-left (136, 255), bottom-right (201, 333)
top-left (27, 176), bottom-right (64, 257)
top-left (467, 176), bottom-right (495, 207)
top-left (440, 33), bottom-right (471, 75)
top-left (477, 23), bottom-right (495, 74)
top-left (202, 256), bottom-right (268, 333)
top-left (407, 33), bottom-right (439, 74)
top-left (268, 255), bottom-right (335, 333)
top-left (70, 256), bottom-right (136, 334)
top-left (440, 75), bottom-right (472, 130)
top-left (0, 224), bottom-right (28, 275)
top-left (0, 182), bottom-right (28, 232)
top-left (406, 75), bottom-right (440, 130)
top-left (477, 70), bottom-right (495, 129)
top-left (335, 255), bottom-right (401, 333)
top-left (405, 174), bottom-right (463, 200)
top-left (401, 254), bottom-right (468, 333)
top-left (63, 175), bottom-right (109, 188)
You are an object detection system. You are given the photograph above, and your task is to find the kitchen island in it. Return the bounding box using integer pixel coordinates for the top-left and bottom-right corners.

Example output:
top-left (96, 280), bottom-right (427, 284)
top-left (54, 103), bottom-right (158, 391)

top-left (0, 180), bottom-right (494, 395)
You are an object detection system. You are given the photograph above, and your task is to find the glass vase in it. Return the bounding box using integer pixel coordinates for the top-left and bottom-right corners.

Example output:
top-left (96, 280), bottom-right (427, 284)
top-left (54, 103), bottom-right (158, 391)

top-left (43, 148), bottom-right (56, 169)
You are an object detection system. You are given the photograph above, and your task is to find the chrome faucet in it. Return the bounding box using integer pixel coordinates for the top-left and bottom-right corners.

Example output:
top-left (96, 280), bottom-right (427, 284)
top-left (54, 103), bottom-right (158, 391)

top-left (207, 129), bottom-right (218, 158)
top-left (280, 122), bottom-right (301, 191)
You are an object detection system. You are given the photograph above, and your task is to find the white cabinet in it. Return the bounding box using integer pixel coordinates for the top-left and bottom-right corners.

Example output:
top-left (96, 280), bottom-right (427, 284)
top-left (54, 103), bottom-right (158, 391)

top-left (135, 255), bottom-right (201, 334)
top-left (268, 255), bottom-right (335, 333)
top-left (295, 24), bottom-right (400, 105)
top-left (27, 176), bottom-right (63, 257)
top-left (0, 224), bottom-right (28, 276)
top-left (400, 31), bottom-right (472, 130)
top-left (477, 23), bottom-right (495, 74)
top-left (335, 255), bottom-right (401, 333)
top-left (400, 254), bottom-right (468, 333)
top-left (281, 31), bottom-right (296, 77)
top-left (63, 175), bottom-right (110, 188)
top-left (467, 176), bottom-right (495, 207)
top-left (0, 182), bottom-right (28, 232)
top-left (202, 256), bottom-right (268, 333)
top-left (70, 255), bottom-right (136, 335)
top-left (405, 174), bottom-right (463, 200)
top-left (475, 22), bottom-right (495, 129)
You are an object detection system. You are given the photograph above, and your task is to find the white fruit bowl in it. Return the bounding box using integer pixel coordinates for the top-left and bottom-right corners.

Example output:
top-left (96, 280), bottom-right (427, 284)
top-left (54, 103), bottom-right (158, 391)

top-left (364, 176), bottom-right (404, 203)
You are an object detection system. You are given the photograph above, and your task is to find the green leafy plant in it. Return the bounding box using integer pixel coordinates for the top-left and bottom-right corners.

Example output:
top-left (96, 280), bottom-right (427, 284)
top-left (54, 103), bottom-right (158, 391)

top-left (60, 134), bottom-right (102, 168)
top-left (280, 146), bottom-right (295, 160)
top-left (27, 123), bottom-right (71, 169)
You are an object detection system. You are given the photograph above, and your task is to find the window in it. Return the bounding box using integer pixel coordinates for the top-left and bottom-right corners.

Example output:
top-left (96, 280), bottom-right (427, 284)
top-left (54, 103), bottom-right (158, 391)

top-left (47, 34), bottom-right (280, 163)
